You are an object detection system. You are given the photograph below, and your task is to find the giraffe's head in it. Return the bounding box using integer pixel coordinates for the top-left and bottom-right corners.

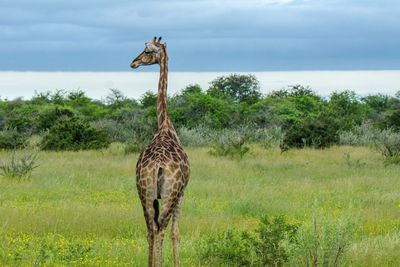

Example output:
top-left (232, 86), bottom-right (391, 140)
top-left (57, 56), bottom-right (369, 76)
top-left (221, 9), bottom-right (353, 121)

top-left (130, 37), bottom-right (166, 69)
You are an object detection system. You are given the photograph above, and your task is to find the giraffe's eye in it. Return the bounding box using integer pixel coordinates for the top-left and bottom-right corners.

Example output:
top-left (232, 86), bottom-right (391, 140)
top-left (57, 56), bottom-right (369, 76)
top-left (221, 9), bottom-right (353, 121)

top-left (144, 51), bottom-right (150, 54)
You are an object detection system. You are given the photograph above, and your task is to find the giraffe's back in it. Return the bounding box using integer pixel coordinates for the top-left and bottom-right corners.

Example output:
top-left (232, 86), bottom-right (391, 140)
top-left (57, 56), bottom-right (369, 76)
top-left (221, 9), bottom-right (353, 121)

top-left (136, 129), bottom-right (189, 201)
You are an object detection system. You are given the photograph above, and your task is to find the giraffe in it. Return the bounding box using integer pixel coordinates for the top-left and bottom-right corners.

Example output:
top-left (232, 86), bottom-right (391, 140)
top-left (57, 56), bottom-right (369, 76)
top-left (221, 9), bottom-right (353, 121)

top-left (130, 37), bottom-right (190, 267)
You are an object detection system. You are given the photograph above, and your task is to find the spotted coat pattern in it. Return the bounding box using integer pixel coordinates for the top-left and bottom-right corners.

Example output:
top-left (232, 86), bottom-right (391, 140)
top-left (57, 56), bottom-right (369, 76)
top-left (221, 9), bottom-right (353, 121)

top-left (131, 37), bottom-right (189, 267)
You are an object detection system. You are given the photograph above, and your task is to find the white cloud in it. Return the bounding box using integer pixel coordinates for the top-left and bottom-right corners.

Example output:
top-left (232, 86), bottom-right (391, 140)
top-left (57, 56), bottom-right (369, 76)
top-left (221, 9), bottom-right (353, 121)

top-left (0, 71), bottom-right (399, 100)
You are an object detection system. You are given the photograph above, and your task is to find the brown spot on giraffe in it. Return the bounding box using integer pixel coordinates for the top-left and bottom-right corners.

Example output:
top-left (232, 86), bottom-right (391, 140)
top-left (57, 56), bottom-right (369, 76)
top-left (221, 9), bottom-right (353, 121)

top-left (130, 37), bottom-right (190, 267)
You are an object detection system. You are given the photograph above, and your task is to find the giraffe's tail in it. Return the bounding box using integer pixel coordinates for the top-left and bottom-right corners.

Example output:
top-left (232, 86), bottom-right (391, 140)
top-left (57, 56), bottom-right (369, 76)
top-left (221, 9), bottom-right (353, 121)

top-left (153, 199), bottom-right (160, 231)
top-left (153, 165), bottom-right (163, 231)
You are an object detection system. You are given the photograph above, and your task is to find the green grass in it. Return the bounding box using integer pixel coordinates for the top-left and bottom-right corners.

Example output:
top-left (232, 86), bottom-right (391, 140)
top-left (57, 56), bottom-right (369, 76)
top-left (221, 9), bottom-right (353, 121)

top-left (0, 144), bottom-right (399, 266)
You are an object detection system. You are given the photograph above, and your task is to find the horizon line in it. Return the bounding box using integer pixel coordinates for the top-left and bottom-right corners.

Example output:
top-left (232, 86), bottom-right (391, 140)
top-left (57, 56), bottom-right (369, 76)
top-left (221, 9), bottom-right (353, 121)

top-left (1, 69), bottom-right (400, 73)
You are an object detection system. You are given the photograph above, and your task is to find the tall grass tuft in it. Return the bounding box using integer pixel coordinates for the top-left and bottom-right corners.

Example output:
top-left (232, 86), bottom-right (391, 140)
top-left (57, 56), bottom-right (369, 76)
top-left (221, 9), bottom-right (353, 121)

top-left (252, 126), bottom-right (284, 148)
top-left (178, 126), bottom-right (217, 147)
top-left (0, 149), bottom-right (40, 180)
top-left (339, 122), bottom-right (381, 146)
top-left (375, 128), bottom-right (400, 165)
top-left (209, 128), bottom-right (250, 158)
top-left (340, 122), bottom-right (400, 164)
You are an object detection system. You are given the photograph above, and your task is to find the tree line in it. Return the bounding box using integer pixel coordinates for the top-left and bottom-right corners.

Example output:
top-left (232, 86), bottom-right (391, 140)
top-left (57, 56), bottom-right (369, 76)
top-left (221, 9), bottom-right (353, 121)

top-left (0, 74), bottom-right (399, 151)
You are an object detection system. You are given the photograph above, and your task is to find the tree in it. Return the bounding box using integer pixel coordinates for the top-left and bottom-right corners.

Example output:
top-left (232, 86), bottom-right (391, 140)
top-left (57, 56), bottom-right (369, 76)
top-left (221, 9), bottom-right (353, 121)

top-left (140, 91), bottom-right (157, 108)
top-left (105, 89), bottom-right (138, 110)
top-left (250, 86), bottom-right (323, 128)
top-left (268, 85), bottom-right (320, 99)
top-left (181, 84), bottom-right (202, 95)
top-left (327, 90), bottom-right (367, 131)
top-left (169, 90), bottom-right (239, 129)
top-left (207, 74), bottom-right (262, 104)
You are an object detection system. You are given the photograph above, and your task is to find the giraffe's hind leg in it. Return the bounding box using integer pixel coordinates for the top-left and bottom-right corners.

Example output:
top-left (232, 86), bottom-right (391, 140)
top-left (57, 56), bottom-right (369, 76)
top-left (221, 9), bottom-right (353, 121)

top-left (141, 199), bottom-right (158, 267)
top-left (156, 193), bottom-right (183, 267)
top-left (137, 177), bottom-right (158, 267)
top-left (155, 167), bottom-right (186, 267)
top-left (172, 197), bottom-right (182, 267)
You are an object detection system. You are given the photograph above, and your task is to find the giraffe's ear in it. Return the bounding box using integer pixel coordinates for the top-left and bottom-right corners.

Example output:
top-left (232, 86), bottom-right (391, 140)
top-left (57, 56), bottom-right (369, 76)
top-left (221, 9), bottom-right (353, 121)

top-left (163, 42), bottom-right (167, 48)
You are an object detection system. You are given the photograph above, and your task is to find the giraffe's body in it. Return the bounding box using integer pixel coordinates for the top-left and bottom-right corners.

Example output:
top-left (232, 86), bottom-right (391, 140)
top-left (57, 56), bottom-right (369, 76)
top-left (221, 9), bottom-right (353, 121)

top-left (131, 37), bottom-right (189, 267)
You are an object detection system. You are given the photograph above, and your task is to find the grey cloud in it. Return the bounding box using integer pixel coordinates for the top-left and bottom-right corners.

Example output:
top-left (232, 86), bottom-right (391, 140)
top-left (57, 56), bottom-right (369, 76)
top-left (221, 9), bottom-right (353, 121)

top-left (0, 0), bottom-right (399, 71)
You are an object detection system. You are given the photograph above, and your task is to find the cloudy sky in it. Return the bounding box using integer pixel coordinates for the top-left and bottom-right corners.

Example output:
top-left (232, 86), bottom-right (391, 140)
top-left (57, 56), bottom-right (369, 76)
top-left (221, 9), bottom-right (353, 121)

top-left (1, 0), bottom-right (400, 71)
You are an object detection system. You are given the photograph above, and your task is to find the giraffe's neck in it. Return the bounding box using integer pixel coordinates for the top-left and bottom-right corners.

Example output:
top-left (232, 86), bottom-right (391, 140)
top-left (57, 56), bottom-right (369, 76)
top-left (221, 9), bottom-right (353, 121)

top-left (157, 47), bottom-right (169, 130)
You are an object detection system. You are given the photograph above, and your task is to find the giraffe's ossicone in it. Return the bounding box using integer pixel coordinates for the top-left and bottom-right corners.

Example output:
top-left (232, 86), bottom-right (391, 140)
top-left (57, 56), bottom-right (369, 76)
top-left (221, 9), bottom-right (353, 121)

top-left (131, 37), bottom-right (190, 267)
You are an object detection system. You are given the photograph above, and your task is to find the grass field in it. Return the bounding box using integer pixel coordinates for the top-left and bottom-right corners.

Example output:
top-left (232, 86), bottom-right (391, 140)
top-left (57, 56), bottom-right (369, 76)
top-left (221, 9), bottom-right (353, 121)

top-left (0, 145), bottom-right (399, 266)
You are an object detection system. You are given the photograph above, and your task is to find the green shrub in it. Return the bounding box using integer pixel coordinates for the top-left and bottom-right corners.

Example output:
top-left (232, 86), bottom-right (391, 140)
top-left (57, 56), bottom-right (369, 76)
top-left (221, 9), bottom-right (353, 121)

top-left (251, 86), bottom-right (323, 128)
top-left (0, 128), bottom-right (28, 149)
top-left (253, 215), bottom-right (299, 266)
top-left (124, 139), bottom-right (148, 154)
top-left (41, 117), bottom-right (110, 151)
top-left (283, 114), bottom-right (339, 149)
top-left (327, 90), bottom-right (367, 131)
top-left (209, 129), bottom-right (250, 158)
top-left (199, 229), bottom-right (255, 267)
top-left (199, 215), bottom-right (299, 267)
top-left (289, 213), bottom-right (356, 267)
top-left (0, 149), bottom-right (39, 180)
top-left (4, 104), bottom-right (41, 132)
top-left (0, 110), bottom-right (5, 130)
top-left (37, 106), bottom-right (75, 131)
top-left (208, 74), bottom-right (262, 104)
top-left (382, 109), bottom-right (400, 132)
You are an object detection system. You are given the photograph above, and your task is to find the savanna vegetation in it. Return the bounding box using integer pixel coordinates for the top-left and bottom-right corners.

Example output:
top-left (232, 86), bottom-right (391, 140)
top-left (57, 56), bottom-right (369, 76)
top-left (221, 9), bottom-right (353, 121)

top-left (0, 147), bottom-right (399, 266)
top-left (1, 74), bottom-right (399, 155)
top-left (0, 74), bottom-right (399, 266)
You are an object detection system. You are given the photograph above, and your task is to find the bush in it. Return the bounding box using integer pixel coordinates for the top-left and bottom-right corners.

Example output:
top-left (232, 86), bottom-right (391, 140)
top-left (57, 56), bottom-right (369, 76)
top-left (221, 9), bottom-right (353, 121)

top-left (339, 122), bottom-right (381, 146)
top-left (283, 114), bottom-right (339, 149)
top-left (0, 128), bottom-right (28, 149)
top-left (36, 106), bottom-right (75, 131)
top-left (0, 149), bottom-right (39, 180)
top-left (289, 213), bottom-right (355, 267)
top-left (327, 90), bottom-right (367, 131)
top-left (253, 126), bottom-right (285, 148)
top-left (209, 129), bottom-right (250, 158)
top-left (375, 128), bottom-right (400, 164)
top-left (382, 109), bottom-right (400, 132)
top-left (41, 117), bottom-right (110, 151)
top-left (92, 119), bottom-right (127, 142)
top-left (199, 229), bottom-right (255, 267)
top-left (93, 116), bottom-right (155, 144)
top-left (4, 104), bottom-right (41, 132)
top-left (252, 215), bottom-right (299, 266)
top-left (199, 215), bottom-right (299, 267)
top-left (178, 126), bottom-right (217, 147)
top-left (124, 139), bottom-right (148, 154)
